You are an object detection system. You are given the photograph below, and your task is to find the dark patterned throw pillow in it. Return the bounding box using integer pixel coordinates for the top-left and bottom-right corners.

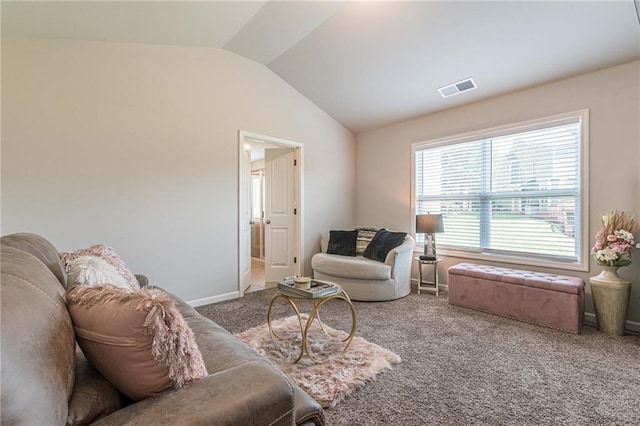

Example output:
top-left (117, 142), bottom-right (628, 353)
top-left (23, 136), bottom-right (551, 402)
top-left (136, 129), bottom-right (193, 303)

top-left (355, 227), bottom-right (383, 256)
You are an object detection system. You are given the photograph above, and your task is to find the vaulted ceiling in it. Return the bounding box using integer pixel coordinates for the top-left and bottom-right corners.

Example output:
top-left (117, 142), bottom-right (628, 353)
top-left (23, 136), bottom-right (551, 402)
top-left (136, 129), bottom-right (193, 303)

top-left (4, 1), bottom-right (639, 133)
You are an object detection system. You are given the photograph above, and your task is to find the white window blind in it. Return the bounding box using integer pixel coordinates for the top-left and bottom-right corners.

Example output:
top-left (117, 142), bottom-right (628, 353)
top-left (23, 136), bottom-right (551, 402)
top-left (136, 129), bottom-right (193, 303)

top-left (414, 112), bottom-right (587, 267)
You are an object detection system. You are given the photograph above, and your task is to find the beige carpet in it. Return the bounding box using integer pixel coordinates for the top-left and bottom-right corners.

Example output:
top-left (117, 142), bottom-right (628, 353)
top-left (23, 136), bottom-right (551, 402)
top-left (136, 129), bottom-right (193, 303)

top-left (198, 288), bottom-right (640, 425)
top-left (235, 314), bottom-right (401, 408)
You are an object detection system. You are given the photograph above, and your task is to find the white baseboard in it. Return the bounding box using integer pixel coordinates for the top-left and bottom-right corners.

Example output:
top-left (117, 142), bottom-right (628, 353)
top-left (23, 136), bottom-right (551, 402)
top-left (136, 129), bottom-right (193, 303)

top-left (411, 278), bottom-right (448, 292)
top-left (188, 291), bottom-right (240, 308)
top-left (584, 312), bottom-right (640, 333)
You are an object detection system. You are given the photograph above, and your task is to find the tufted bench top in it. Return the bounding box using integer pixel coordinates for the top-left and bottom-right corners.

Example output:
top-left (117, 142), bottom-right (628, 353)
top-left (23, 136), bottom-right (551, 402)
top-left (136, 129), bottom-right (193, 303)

top-left (448, 263), bottom-right (584, 295)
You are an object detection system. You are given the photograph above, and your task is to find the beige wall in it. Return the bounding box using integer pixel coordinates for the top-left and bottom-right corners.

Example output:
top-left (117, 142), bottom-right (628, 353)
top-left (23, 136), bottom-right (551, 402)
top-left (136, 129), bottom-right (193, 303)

top-left (356, 61), bottom-right (640, 323)
top-left (1, 38), bottom-right (355, 303)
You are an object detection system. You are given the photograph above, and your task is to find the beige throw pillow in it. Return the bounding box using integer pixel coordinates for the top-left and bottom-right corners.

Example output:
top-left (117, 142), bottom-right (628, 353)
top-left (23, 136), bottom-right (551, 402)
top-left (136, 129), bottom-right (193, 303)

top-left (61, 244), bottom-right (140, 290)
top-left (67, 255), bottom-right (131, 289)
top-left (66, 285), bottom-right (207, 401)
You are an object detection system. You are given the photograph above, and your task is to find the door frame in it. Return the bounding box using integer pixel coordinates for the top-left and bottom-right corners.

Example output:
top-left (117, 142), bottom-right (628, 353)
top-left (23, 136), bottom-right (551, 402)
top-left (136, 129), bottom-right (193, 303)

top-left (251, 169), bottom-right (265, 259)
top-left (237, 130), bottom-right (304, 296)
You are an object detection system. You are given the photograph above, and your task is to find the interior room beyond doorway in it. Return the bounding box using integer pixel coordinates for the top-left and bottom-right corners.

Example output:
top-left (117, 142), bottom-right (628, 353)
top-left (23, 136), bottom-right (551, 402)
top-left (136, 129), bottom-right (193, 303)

top-left (244, 139), bottom-right (295, 294)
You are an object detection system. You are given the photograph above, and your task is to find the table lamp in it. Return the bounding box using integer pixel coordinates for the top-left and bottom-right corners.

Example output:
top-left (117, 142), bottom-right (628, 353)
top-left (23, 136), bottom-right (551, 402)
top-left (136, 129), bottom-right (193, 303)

top-left (416, 213), bottom-right (444, 260)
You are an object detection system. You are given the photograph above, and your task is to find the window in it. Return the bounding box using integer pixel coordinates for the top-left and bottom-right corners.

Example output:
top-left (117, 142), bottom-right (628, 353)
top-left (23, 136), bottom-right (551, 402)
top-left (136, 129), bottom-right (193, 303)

top-left (251, 171), bottom-right (263, 221)
top-left (412, 110), bottom-right (588, 270)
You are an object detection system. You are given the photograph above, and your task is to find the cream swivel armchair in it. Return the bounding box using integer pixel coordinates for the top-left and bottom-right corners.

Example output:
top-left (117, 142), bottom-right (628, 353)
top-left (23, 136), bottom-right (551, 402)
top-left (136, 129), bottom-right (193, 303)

top-left (311, 233), bottom-right (415, 301)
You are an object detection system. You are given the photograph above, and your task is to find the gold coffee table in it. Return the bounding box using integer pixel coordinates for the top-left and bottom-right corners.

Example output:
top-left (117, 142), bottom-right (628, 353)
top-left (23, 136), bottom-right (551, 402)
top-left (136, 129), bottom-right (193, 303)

top-left (267, 283), bottom-right (357, 364)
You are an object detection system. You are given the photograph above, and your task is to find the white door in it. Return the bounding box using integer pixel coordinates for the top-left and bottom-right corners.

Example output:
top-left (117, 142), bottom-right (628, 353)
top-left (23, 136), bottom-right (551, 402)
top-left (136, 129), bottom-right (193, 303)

top-left (239, 145), bottom-right (252, 294)
top-left (264, 148), bottom-right (295, 283)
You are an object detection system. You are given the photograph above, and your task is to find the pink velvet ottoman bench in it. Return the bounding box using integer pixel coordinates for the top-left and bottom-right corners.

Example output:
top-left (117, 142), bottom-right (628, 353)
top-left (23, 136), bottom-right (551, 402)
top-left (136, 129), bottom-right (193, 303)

top-left (447, 263), bottom-right (585, 333)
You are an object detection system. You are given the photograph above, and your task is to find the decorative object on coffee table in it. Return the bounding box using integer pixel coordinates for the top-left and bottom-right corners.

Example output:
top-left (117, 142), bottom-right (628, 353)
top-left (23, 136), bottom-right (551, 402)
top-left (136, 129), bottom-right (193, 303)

top-left (277, 279), bottom-right (340, 298)
top-left (294, 276), bottom-right (312, 289)
top-left (589, 210), bottom-right (638, 336)
top-left (415, 213), bottom-right (444, 260)
top-left (269, 281), bottom-right (356, 363)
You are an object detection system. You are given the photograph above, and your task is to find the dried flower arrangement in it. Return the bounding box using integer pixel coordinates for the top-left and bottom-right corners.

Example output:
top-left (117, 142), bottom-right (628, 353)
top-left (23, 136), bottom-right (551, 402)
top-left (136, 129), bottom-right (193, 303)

top-left (591, 210), bottom-right (639, 267)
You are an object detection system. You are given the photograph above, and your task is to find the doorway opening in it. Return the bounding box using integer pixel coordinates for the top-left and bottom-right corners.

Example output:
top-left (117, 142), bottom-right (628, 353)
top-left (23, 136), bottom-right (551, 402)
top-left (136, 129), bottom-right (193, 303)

top-left (238, 131), bottom-right (303, 296)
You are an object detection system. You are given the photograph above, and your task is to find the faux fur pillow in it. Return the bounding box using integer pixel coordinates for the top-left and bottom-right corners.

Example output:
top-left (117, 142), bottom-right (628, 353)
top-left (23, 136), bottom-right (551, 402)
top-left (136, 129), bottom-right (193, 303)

top-left (327, 230), bottom-right (358, 256)
top-left (66, 285), bottom-right (208, 401)
top-left (67, 255), bottom-right (130, 289)
top-left (363, 230), bottom-right (407, 263)
top-left (61, 244), bottom-right (140, 290)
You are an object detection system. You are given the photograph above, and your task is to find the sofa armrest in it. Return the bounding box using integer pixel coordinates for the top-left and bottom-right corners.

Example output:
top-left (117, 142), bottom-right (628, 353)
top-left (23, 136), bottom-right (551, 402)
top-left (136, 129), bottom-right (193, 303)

top-left (94, 361), bottom-right (295, 426)
top-left (385, 235), bottom-right (415, 279)
top-left (384, 235), bottom-right (415, 266)
top-left (290, 380), bottom-right (325, 425)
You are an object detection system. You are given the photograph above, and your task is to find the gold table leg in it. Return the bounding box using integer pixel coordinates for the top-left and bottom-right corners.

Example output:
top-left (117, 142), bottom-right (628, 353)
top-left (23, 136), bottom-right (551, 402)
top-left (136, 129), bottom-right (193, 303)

top-left (267, 290), bottom-right (357, 364)
top-left (268, 291), bottom-right (305, 363)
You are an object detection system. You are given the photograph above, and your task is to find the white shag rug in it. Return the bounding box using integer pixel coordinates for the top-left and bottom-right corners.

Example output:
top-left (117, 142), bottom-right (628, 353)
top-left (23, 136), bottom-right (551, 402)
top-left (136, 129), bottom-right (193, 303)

top-left (235, 315), bottom-right (401, 408)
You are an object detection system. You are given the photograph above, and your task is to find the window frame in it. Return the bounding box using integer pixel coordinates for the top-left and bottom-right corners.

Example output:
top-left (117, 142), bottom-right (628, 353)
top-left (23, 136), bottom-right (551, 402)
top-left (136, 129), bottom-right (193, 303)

top-left (410, 109), bottom-right (590, 272)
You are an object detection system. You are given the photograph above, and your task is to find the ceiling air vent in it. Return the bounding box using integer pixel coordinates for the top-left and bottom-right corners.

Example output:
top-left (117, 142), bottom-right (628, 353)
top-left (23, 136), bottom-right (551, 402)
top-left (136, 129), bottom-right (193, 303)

top-left (438, 77), bottom-right (477, 98)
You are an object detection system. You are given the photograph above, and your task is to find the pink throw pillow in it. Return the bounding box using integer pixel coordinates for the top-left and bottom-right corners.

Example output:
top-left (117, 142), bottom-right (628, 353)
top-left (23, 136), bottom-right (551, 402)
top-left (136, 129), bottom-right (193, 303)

top-left (66, 285), bottom-right (208, 401)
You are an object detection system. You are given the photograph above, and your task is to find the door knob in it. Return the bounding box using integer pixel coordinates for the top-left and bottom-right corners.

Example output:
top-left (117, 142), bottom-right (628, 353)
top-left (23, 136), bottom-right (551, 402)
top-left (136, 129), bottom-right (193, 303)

top-left (265, 219), bottom-right (271, 224)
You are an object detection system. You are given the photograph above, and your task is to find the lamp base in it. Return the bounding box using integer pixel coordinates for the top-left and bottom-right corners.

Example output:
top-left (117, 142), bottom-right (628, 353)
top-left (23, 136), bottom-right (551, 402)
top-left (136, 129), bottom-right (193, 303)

top-left (419, 255), bottom-right (437, 261)
top-left (422, 234), bottom-right (438, 260)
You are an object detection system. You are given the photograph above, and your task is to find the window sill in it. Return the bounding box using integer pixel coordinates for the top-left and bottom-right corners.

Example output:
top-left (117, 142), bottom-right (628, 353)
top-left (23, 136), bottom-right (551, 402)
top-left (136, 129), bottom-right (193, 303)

top-left (413, 248), bottom-right (588, 273)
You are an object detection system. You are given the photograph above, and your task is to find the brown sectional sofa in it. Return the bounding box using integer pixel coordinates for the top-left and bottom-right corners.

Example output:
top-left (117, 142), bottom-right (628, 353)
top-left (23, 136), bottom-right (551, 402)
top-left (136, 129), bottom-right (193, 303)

top-left (1, 232), bottom-right (324, 425)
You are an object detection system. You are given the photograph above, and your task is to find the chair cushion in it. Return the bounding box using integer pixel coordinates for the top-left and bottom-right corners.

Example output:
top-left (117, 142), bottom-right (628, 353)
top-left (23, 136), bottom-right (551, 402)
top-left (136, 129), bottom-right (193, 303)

top-left (312, 253), bottom-right (391, 280)
top-left (67, 346), bottom-right (122, 425)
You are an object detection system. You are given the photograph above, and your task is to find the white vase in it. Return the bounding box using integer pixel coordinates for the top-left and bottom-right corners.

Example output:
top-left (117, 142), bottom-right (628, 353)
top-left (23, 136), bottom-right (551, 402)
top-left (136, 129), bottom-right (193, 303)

top-left (589, 265), bottom-right (631, 336)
